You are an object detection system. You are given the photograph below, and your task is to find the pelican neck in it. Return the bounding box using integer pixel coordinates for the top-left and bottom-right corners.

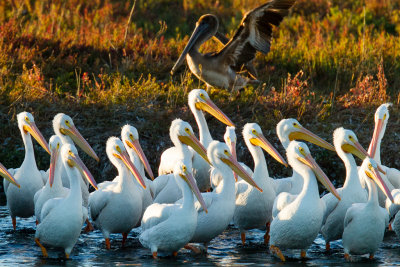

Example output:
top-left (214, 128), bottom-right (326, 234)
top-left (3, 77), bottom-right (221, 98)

top-left (191, 106), bottom-right (213, 147)
top-left (338, 149), bottom-right (363, 191)
top-left (20, 130), bottom-right (38, 171)
top-left (247, 141), bottom-right (270, 186)
top-left (297, 167), bottom-right (320, 203)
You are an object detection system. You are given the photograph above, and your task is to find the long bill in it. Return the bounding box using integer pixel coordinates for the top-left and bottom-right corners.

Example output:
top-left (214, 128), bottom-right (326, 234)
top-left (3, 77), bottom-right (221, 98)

top-left (23, 122), bottom-right (50, 154)
top-left (126, 139), bottom-right (154, 180)
top-left (289, 127), bottom-right (335, 151)
top-left (170, 23), bottom-right (209, 75)
top-left (0, 162), bottom-right (20, 188)
top-left (250, 134), bottom-right (288, 167)
top-left (179, 133), bottom-right (212, 165)
top-left (221, 155), bottom-right (262, 192)
top-left (195, 99), bottom-right (235, 127)
top-left (366, 166), bottom-right (394, 203)
top-left (63, 125), bottom-right (100, 162)
top-left (297, 153), bottom-right (341, 200)
top-left (69, 152), bottom-right (98, 190)
top-left (342, 141), bottom-right (386, 174)
top-left (49, 146), bottom-right (60, 187)
top-left (368, 118), bottom-right (383, 159)
top-left (116, 150), bottom-right (147, 189)
top-left (181, 171), bottom-right (208, 213)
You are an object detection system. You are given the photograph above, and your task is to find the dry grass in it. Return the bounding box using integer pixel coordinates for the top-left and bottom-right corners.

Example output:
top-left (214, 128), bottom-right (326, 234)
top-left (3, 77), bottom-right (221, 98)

top-left (1, 0), bottom-right (400, 185)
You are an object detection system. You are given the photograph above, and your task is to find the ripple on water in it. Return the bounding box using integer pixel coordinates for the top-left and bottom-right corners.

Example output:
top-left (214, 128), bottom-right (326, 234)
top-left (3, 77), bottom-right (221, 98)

top-left (0, 205), bottom-right (399, 266)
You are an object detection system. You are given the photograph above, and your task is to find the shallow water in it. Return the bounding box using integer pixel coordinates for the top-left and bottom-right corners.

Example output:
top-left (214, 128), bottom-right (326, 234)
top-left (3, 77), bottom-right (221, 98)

top-left (0, 204), bottom-right (400, 266)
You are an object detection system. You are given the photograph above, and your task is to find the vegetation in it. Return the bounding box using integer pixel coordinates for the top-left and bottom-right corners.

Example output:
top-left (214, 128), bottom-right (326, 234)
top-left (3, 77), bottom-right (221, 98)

top-left (1, 0), bottom-right (400, 186)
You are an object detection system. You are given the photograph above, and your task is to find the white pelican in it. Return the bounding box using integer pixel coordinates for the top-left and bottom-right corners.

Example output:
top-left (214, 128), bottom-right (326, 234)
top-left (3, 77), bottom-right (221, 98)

top-left (34, 135), bottom-right (69, 223)
top-left (153, 119), bottom-right (210, 203)
top-left (184, 141), bottom-right (260, 251)
top-left (52, 113), bottom-right (99, 231)
top-left (140, 159), bottom-right (207, 258)
top-left (234, 123), bottom-right (288, 245)
top-left (89, 137), bottom-right (146, 249)
top-left (366, 103), bottom-right (400, 206)
top-left (269, 141), bottom-right (340, 261)
top-left (159, 89), bottom-right (234, 192)
top-left (342, 157), bottom-right (393, 260)
top-left (272, 118), bottom-right (335, 218)
top-left (211, 126), bottom-right (253, 189)
top-left (35, 144), bottom-right (98, 258)
top-left (4, 111), bottom-right (50, 230)
top-left (0, 162), bottom-right (20, 189)
top-left (121, 125), bottom-right (154, 213)
top-left (320, 128), bottom-right (369, 250)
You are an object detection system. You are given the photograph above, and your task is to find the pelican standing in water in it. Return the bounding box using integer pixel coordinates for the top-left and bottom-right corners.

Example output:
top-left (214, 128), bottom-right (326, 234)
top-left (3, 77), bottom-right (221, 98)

top-left (171, 0), bottom-right (296, 91)
top-left (159, 89), bottom-right (234, 191)
top-left (320, 128), bottom-right (369, 251)
top-left (272, 119), bottom-right (335, 217)
top-left (34, 135), bottom-right (69, 223)
top-left (89, 137), bottom-right (147, 249)
top-left (140, 159), bottom-right (207, 258)
top-left (121, 125), bottom-right (154, 215)
top-left (342, 157), bottom-right (393, 260)
top-left (4, 112), bottom-right (50, 230)
top-left (155, 119), bottom-right (210, 203)
top-left (234, 123), bottom-right (288, 245)
top-left (35, 144), bottom-right (98, 258)
top-left (269, 141), bottom-right (340, 261)
top-left (184, 141), bottom-right (260, 252)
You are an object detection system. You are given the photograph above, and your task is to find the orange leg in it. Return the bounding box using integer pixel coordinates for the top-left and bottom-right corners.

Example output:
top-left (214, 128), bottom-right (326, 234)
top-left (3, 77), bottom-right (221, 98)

top-left (172, 251), bottom-right (178, 257)
top-left (344, 253), bottom-right (351, 261)
top-left (35, 238), bottom-right (48, 258)
top-left (270, 245), bottom-right (285, 262)
top-left (369, 254), bottom-right (374, 260)
top-left (300, 250), bottom-right (306, 259)
top-left (184, 244), bottom-right (201, 254)
top-left (389, 223), bottom-right (393, 231)
top-left (264, 222), bottom-right (271, 245)
top-left (105, 238), bottom-right (111, 250)
top-left (12, 217), bottom-right (16, 230)
top-left (84, 219), bottom-right (94, 232)
top-left (241, 232), bottom-right (246, 245)
top-left (35, 220), bottom-right (39, 226)
top-left (65, 253), bottom-right (70, 259)
top-left (152, 252), bottom-right (157, 259)
top-left (325, 242), bottom-right (330, 251)
top-left (122, 233), bottom-right (128, 247)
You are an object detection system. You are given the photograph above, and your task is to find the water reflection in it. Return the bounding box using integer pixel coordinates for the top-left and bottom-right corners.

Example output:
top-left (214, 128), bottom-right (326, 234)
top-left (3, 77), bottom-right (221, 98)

top-left (0, 205), bottom-right (399, 266)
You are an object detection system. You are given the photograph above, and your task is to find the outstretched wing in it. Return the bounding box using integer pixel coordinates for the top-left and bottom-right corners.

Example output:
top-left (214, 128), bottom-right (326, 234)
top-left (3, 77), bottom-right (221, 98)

top-left (216, 0), bottom-right (295, 70)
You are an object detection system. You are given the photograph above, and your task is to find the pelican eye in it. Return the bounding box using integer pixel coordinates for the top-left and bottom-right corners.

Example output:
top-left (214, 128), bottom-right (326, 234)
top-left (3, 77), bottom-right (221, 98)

top-left (185, 128), bottom-right (191, 134)
top-left (116, 145), bottom-right (122, 153)
top-left (252, 129), bottom-right (258, 135)
top-left (383, 114), bottom-right (387, 120)
top-left (129, 134), bottom-right (134, 140)
top-left (25, 117), bottom-right (29, 122)
top-left (57, 143), bottom-right (60, 149)
top-left (348, 135), bottom-right (354, 141)
top-left (65, 120), bottom-right (71, 127)
top-left (182, 165), bottom-right (187, 172)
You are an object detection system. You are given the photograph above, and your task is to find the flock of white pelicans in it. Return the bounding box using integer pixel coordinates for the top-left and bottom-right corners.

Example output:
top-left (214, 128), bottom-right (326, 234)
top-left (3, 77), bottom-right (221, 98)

top-left (1, 89), bottom-right (399, 262)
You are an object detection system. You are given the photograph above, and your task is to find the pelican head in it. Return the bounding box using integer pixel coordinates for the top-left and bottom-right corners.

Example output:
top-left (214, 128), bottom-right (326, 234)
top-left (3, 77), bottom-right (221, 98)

top-left (106, 137), bottom-right (146, 189)
top-left (368, 103), bottom-right (392, 158)
top-left (53, 113), bottom-right (99, 162)
top-left (0, 162), bottom-right (20, 188)
top-left (17, 111), bottom-right (50, 154)
top-left (224, 126), bottom-right (238, 181)
top-left (333, 128), bottom-right (369, 160)
top-left (121, 124), bottom-right (154, 180)
top-left (243, 123), bottom-right (288, 167)
top-left (287, 141), bottom-right (340, 200)
top-left (60, 144), bottom-right (98, 190)
top-left (174, 159), bottom-right (208, 213)
top-left (48, 135), bottom-right (62, 187)
top-left (188, 89), bottom-right (234, 126)
top-left (207, 141), bottom-right (262, 192)
top-left (277, 118), bottom-right (335, 151)
top-left (170, 119), bottom-right (211, 165)
top-left (361, 157), bottom-right (394, 203)
top-left (171, 14), bottom-right (219, 75)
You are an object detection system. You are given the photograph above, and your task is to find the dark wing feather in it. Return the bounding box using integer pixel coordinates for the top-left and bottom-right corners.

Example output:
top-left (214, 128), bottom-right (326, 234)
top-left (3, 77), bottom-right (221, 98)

top-left (217, 0), bottom-right (296, 69)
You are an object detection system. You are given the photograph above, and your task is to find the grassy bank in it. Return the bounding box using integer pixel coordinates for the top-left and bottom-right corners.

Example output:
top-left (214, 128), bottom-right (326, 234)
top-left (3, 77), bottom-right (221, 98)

top-left (1, 0), bottom-right (400, 186)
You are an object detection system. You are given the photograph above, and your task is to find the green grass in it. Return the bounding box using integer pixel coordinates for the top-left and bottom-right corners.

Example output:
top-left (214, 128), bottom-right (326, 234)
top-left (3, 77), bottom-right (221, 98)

top-left (1, 0), bottom-right (400, 186)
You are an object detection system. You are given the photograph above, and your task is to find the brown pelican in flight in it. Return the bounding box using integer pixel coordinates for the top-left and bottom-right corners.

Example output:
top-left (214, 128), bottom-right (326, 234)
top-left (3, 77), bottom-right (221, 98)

top-left (171, 0), bottom-right (296, 91)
